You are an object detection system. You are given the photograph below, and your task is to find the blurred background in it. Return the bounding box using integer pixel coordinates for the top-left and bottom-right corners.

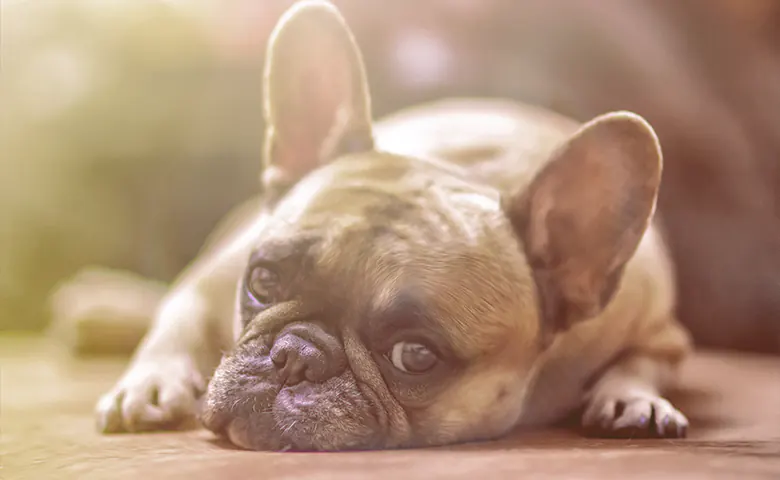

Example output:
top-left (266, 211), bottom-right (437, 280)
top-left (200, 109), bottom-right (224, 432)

top-left (1, 0), bottom-right (779, 353)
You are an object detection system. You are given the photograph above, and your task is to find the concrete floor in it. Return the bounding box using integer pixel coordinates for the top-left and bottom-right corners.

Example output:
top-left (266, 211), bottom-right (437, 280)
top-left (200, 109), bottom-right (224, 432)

top-left (4, 335), bottom-right (780, 480)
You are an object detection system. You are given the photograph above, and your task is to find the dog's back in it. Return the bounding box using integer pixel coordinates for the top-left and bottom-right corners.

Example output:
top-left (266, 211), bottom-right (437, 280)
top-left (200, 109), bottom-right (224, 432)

top-left (375, 99), bottom-right (577, 193)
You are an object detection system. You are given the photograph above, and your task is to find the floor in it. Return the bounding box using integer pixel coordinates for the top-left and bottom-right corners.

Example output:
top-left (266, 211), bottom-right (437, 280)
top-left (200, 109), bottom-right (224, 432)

top-left (3, 334), bottom-right (780, 480)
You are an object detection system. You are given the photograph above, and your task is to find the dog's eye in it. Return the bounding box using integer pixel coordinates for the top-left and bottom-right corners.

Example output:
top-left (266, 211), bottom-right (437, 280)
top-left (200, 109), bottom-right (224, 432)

top-left (389, 341), bottom-right (438, 374)
top-left (247, 266), bottom-right (279, 305)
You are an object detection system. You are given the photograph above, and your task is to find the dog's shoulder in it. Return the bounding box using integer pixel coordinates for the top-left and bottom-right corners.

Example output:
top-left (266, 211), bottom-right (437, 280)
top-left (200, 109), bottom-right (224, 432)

top-left (519, 223), bottom-right (684, 426)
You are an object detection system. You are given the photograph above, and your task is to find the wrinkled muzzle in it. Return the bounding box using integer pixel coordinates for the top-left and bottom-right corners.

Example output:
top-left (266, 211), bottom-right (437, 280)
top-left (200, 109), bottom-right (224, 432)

top-left (201, 322), bottom-right (385, 451)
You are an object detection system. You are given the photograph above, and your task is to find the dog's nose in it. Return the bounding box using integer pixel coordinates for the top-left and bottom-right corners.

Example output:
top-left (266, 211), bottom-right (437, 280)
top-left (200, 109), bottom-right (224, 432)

top-left (270, 323), bottom-right (346, 385)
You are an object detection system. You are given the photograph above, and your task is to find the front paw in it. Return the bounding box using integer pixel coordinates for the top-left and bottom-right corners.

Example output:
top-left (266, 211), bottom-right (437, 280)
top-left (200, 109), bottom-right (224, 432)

top-left (96, 356), bottom-right (205, 433)
top-left (582, 393), bottom-right (688, 439)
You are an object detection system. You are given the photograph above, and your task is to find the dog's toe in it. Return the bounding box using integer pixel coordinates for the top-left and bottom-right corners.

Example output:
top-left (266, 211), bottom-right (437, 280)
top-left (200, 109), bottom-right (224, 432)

top-left (611, 398), bottom-right (653, 434)
top-left (582, 398), bottom-right (616, 430)
top-left (96, 389), bottom-right (125, 433)
top-left (649, 398), bottom-right (688, 438)
top-left (583, 395), bottom-right (688, 439)
top-left (120, 387), bottom-right (173, 432)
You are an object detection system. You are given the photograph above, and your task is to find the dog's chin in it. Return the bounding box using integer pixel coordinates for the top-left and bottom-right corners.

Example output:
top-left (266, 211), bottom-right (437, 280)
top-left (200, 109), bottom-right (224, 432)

top-left (202, 343), bottom-right (386, 451)
top-left (224, 415), bottom-right (285, 451)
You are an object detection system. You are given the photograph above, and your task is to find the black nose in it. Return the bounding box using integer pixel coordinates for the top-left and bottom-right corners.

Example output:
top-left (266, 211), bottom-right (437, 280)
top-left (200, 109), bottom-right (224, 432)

top-left (270, 323), bottom-right (346, 385)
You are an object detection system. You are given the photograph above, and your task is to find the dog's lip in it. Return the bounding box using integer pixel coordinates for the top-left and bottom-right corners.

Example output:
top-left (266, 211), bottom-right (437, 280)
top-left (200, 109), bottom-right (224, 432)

top-left (356, 381), bottom-right (387, 431)
top-left (225, 419), bottom-right (257, 450)
top-left (201, 378), bottom-right (280, 434)
top-left (209, 381), bottom-right (388, 452)
top-left (277, 380), bottom-right (385, 426)
top-left (225, 417), bottom-right (288, 451)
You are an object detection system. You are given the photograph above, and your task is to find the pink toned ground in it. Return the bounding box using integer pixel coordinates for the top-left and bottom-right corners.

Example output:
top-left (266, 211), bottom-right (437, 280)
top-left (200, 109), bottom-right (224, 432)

top-left (4, 335), bottom-right (779, 480)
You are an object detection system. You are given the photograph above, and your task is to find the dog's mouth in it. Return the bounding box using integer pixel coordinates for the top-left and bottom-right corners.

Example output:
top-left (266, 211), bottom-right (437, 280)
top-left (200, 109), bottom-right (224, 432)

top-left (201, 343), bottom-right (386, 451)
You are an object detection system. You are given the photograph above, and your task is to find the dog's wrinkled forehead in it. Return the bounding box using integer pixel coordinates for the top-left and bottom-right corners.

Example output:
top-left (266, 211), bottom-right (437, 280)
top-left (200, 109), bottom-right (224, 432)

top-left (252, 160), bottom-right (535, 356)
top-left (258, 155), bottom-right (501, 276)
top-left (265, 152), bottom-right (504, 239)
top-left (255, 179), bottom-right (439, 296)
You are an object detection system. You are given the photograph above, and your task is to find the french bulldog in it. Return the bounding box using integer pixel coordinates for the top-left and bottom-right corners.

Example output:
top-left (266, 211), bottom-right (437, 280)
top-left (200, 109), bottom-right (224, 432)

top-left (95, 0), bottom-right (691, 450)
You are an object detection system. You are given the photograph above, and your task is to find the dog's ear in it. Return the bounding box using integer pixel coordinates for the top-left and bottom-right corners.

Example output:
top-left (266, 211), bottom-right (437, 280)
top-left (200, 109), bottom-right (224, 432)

top-left (261, 1), bottom-right (373, 195)
top-left (503, 112), bottom-right (662, 343)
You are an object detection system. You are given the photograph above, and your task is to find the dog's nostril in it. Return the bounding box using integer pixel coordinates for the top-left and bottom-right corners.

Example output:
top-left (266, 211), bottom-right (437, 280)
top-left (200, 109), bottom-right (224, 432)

top-left (270, 332), bottom-right (333, 385)
top-left (304, 365), bottom-right (318, 382)
top-left (271, 344), bottom-right (301, 385)
top-left (270, 346), bottom-right (287, 368)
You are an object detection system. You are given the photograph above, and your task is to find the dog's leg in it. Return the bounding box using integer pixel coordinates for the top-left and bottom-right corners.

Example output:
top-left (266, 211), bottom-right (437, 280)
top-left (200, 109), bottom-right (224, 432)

top-left (94, 284), bottom-right (218, 433)
top-left (581, 320), bottom-right (691, 439)
top-left (94, 238), bottom-right (248, 433)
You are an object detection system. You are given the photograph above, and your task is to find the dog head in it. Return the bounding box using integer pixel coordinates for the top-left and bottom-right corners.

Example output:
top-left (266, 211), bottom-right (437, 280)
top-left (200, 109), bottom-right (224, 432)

top-left (201, 0), bottom-right (663, 451)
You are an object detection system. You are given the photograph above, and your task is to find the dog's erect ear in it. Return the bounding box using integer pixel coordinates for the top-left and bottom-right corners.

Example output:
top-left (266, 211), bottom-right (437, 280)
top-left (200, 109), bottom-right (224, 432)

top-left (261, 0), bottom-right (373, 193)
top-left (503, 112), bottom-right (663, 343)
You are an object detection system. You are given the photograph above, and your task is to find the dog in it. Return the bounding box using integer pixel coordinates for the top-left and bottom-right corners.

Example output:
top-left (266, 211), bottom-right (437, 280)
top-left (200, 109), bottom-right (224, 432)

top-left (94, 0), bottom-right (691, 450)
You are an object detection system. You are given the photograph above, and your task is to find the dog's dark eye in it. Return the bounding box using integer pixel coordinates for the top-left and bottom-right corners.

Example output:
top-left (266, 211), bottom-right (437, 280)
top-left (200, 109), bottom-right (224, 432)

top-left (247, 266), bottom-right (279, 305)
top-left (389, 341), bottom-right (438, 374)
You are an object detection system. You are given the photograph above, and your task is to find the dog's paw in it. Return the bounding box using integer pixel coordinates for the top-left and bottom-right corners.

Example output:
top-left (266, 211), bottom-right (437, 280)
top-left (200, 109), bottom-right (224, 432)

top-left (582, 393), bottom-right (688, 439)
top-left (96, 356), bottom-right (206, 433)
